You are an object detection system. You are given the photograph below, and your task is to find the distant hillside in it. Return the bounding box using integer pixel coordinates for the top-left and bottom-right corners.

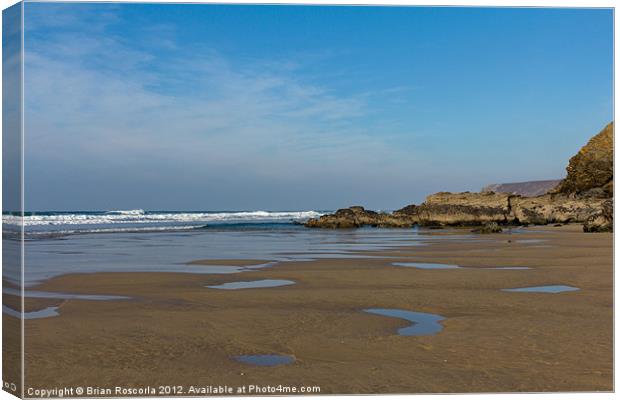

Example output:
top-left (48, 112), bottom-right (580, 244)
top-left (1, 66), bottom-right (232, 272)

top-left (481, 180), bottom-right (561, 197)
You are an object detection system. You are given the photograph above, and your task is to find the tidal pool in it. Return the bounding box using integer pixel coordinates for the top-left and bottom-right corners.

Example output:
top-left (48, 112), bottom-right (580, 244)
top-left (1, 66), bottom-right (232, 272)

top-left (502, 285), bottom-right (580, 293)
top-left (392, 262), bottom-right (460, 269)
top-left (2, 305), bottom-right (59, 319)
top-left (364, 308), bottom-right (445, 336)
top-left (3, 287), bottom-right (129, 301)
top-left (2, 288), bottom-right (128, 320)
top-left (235, 355), bottom-right (295, 366)
top-left (206, 279), bottom-right (295, 290)
top-left (516, 239), bottom-right (547, 244)
top-left (393, 262), bottom-right (531, 271)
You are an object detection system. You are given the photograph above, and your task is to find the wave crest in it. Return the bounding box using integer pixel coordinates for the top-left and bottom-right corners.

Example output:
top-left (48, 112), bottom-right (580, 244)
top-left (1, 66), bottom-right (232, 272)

top-left (15, 210), bottom-right (324, 227)
top-left (104, 209), bottom-right (145, 215)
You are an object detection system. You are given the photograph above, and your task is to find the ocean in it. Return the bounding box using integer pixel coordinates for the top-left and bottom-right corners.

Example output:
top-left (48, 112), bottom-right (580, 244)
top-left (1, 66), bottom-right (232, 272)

top-left (2, 210), bottom-right (446, 286)
top-left (5, 209), bottom-right (326, 236)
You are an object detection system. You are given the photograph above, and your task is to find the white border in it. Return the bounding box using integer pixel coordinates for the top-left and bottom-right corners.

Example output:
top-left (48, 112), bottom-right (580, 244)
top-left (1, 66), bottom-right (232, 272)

top-left (0, 2), bottom-right (616, 400)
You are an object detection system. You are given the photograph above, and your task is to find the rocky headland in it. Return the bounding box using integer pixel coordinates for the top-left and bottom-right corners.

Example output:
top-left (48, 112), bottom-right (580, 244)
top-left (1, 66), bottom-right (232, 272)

top-left (481, 179), bottom-right (561, 197)
top-left (306, 122), bottom-right (613, 232)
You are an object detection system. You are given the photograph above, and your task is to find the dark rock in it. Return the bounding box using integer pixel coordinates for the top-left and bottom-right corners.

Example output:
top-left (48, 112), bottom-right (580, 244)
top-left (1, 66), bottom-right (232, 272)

top-left (305, 206), bottom-right (415, 229)
top-left (471, 222), bottom-right (503, 234)
top-left (583, 199), bottom-right (613, 232)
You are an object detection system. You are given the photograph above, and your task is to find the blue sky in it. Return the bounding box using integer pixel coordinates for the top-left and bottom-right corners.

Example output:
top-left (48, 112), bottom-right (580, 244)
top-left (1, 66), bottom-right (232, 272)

top-left (23, 3), bottom-right (613, 211)
top-left (3, 3), bottom-right (22, 213)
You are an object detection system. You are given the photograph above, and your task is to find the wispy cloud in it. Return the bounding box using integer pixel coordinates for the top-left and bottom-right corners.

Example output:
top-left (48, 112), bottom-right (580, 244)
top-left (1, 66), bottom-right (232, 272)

top-left (25, 6), bottom-right (417, 191)
top-left (24, 4), bottom-right (469, 211)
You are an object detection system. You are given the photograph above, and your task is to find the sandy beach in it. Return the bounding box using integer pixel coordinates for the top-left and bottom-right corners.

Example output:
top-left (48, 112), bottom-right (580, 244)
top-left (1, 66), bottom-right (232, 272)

top-left (3, 225), bottom-right (611, 394)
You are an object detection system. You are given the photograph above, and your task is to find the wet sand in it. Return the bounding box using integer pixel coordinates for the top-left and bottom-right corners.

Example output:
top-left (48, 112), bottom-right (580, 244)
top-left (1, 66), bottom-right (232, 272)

top-left (9, 225), bottom-right (613, 394)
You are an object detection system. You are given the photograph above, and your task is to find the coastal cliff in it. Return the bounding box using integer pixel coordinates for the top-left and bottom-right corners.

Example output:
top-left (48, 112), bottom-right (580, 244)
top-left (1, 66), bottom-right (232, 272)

top-left (306, 122), bottom-right (613, 232)
top-left (553, 121), bottom-right (613, 198)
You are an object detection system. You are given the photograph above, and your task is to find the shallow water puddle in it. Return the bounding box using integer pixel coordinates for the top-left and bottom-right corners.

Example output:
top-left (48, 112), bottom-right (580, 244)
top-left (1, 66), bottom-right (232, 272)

top-left (392, 262), bottom-right (530, 271)
top-left (502, 285), bottom-right (580, 293)
top-left (2, 305), bottom-right (59, 319)
top-left (242, 261), bottom-right (279, 270)
top-left (235, 355), bottom-right (295, 366)
top-left (193, 265), bottom-right (247, 274)
top-left (515, 239), bottom-right (547, 244)
top-left (206, 279), bottom-right (295, 290)
top-left (2, 288), bottom-right (129, 320)
top-left (3, 287), bottom-right (129, 301)
top-left (364, 308), bottom-right (445, 336)
top-left (392, 262), bottom-right (461, 269)
top-left (185, 261), bottom-right (279, 275)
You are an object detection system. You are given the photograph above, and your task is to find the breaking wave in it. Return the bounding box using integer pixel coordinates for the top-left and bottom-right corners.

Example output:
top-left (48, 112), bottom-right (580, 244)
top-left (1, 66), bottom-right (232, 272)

top-left (104, 209), bottom-right (145, 215)
top-left (7, 210), bottom-right (324, 227)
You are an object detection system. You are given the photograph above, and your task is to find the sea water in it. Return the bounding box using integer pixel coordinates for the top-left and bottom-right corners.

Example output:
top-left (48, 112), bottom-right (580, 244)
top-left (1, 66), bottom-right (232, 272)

top-left (3, 210), bottom-right (495, 286)
top-left (206, 279), bottom-right (295, 290)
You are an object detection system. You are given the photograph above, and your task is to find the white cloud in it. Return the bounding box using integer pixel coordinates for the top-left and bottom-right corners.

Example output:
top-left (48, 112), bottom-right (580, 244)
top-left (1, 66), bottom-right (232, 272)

top-left (23, 5), bottom-right (430, 210)
top-left (26, 18), bottom-right (411, 173)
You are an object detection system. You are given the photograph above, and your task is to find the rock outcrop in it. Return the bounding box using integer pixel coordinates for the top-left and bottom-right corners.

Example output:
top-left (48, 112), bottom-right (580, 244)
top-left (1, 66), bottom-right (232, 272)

top-left (583, 199), bottom-right (614, 232)
top-left (395, 192), bottom-right (607, 226)
top-left (305, 122), bottom-right (613, 231)
top-left (509, 194), bottom-right (607, 225)
top-left (394, 192), bottom-right (511, 226)
top-left (582, 199), bottom-right (613, 232)
top-left (304, 206), bottom-right (415, 229)
top-left (482, 180), bottom-right (561, 197)
top-left (471, 222), bottom-right (503, 234)
top-left (307, 192), bottom-right (609, 230)
top-left (554, 122), bottom-right (613, 198)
